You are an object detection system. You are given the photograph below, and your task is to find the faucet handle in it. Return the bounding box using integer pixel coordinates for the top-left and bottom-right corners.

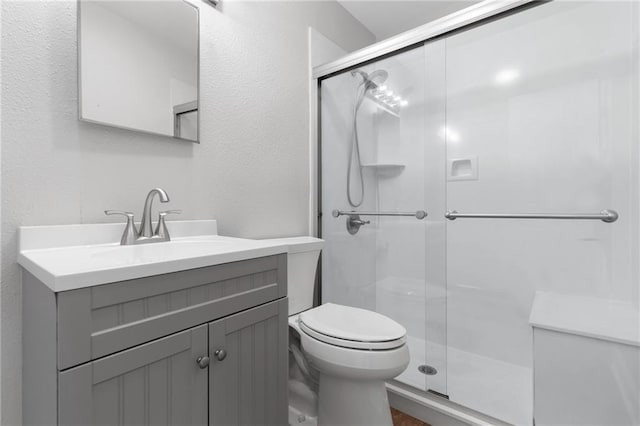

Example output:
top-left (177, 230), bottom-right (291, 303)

top-left (155, 210), bottom-right (182, 240)
top-left (104, 210), bottom-right (135, 218)
top-left (159, 209), bottom-right (183, 216)
top-left (104, 210), bottom-right (138, 245)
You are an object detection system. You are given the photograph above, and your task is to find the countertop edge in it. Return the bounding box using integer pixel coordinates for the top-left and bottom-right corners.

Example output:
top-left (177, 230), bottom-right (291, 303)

top-left (18, 244), bottom-right (289, 293)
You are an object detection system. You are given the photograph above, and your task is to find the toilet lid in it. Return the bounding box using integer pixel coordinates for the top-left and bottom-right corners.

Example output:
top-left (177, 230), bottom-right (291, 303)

top-left (298, 303), bottom-right (406, 350)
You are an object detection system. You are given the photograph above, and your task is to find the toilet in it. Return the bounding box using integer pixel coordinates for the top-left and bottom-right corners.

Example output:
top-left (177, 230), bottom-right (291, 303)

top-left (271, 237), bottom-right (410, 426)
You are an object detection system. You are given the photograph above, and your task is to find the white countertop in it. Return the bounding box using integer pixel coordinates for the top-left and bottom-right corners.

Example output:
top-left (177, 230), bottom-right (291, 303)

top-left (529, 291), bottom-right (640, 347)
top-left (17, 220), bottom-right (309, 292)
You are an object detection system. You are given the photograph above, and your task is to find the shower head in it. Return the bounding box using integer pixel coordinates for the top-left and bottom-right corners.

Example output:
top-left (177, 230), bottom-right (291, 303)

top-left (368, 69), bottom-right (388, 87)
top-left (351, 69), bottom-right (388, 91)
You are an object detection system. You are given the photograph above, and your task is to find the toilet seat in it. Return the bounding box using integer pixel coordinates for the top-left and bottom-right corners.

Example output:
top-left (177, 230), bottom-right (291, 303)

top-left (298, 303), bottom-right (406, 350)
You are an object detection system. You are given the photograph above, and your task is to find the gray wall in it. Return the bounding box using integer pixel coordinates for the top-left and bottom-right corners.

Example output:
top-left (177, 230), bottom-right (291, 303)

top-left (0, 1), bottom-right (374, 423)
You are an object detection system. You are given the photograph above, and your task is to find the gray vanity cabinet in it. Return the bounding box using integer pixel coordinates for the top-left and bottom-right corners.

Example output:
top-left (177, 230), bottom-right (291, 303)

top-left (23, 254), bottom-right (288, 426)
top-left (58, 325), bottom-right (208, 426)
top-left (209, 299), bottom-right (288, 425)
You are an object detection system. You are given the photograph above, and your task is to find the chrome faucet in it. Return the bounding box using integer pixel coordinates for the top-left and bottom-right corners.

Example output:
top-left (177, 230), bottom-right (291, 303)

top-left (139, 188), bottom-right (170, 237)
top-left (105, 188), bottom-right (181, 245)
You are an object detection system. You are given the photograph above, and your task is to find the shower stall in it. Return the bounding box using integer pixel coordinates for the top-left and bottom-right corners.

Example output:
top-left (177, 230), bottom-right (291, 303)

top-left (317, 1), bottom-right (639, 424)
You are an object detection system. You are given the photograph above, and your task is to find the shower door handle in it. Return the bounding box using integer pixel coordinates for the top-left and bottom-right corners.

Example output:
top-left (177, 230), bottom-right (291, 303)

top-left (444, 209), bottom-right (619, 223)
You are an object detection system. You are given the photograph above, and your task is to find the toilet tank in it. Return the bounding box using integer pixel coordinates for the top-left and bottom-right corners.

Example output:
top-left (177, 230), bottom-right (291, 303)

top-left (268, 237), bottom-right (323, 315)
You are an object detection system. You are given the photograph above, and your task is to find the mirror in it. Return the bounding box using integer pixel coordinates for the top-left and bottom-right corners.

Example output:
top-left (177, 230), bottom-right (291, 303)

top-left (78, 0), bottom-right (199, 142)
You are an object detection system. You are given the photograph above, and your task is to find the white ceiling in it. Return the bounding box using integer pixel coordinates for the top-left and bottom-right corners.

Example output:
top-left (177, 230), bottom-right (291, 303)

top-left (338, 0), bottom-right (481, 41)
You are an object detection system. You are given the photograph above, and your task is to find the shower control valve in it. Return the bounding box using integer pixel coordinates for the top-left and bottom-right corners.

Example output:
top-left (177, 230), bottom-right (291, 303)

top-left (346, 214), bottom-right (369, 235)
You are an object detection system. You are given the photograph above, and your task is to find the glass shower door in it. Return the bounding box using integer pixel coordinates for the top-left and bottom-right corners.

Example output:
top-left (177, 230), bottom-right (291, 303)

top-left (320, 1), bottom-right (638, 424)
top-left (320, 45), bottom-right (447, 396)
top-left (443, 2), bottom-right (639, 424)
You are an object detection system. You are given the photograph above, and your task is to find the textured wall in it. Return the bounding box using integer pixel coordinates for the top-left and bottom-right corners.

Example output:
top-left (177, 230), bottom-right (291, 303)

top-left (0, 1), bottom-right (374, 423)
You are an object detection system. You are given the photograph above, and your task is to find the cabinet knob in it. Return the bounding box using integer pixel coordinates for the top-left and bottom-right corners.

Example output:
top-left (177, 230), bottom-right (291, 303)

top-left (196, 356), bottom-right (210, 369)
top-left (214, 349), bottom-right (227, 361)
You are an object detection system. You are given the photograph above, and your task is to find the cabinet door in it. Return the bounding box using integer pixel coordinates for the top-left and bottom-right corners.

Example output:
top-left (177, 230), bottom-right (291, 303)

top-left (59, 325), bottom-right (208, 426)
top-left (209, 298), bottom-right (288, 426)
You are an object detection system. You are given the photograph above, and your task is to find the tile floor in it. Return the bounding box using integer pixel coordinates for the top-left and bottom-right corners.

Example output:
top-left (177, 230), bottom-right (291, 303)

top-left (391, 408), bottom-right (430, 426)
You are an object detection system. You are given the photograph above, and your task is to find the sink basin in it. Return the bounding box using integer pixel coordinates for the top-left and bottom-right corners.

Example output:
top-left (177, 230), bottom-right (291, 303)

top-left (17, 220), bottom-right (290, 292)
top-left (89, 237), bottom-right (238, 261)
top-left (86, 235), bottom-right (276, 265)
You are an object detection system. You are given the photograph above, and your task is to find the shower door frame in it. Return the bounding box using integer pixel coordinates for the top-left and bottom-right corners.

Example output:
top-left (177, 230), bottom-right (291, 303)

top-left (312, 0), bottom-right (540, 81)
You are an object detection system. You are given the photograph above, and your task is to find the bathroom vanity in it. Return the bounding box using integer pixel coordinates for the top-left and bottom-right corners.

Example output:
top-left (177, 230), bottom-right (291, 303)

top-left (19, 220), bottom-right (289, 425)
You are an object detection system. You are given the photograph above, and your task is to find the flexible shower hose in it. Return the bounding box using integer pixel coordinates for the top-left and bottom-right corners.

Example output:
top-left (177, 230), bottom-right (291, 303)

top-left (347, 82), bottom-right (368, 207)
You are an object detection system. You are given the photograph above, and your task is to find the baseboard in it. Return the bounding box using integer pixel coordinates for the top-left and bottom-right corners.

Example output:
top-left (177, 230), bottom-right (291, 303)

top-left (386, 381), bottom-right (510, 426)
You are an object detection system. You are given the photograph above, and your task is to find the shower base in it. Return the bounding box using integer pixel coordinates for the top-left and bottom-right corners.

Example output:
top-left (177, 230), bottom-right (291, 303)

top-left (396, 336), bottom-right (532, 426)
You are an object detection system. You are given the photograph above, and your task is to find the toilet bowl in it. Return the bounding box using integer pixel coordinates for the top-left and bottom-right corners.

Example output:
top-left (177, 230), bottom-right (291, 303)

top-left (294, 303), bottom-right (410, 426)
top-left (269, 237), bottom-right (410, 426)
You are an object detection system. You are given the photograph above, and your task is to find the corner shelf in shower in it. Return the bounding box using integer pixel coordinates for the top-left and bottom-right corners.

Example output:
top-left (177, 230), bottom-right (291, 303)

top-left (361, 163), bottom-right (405, 177)
top-left (364, 94), bottom-right (401, 117)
